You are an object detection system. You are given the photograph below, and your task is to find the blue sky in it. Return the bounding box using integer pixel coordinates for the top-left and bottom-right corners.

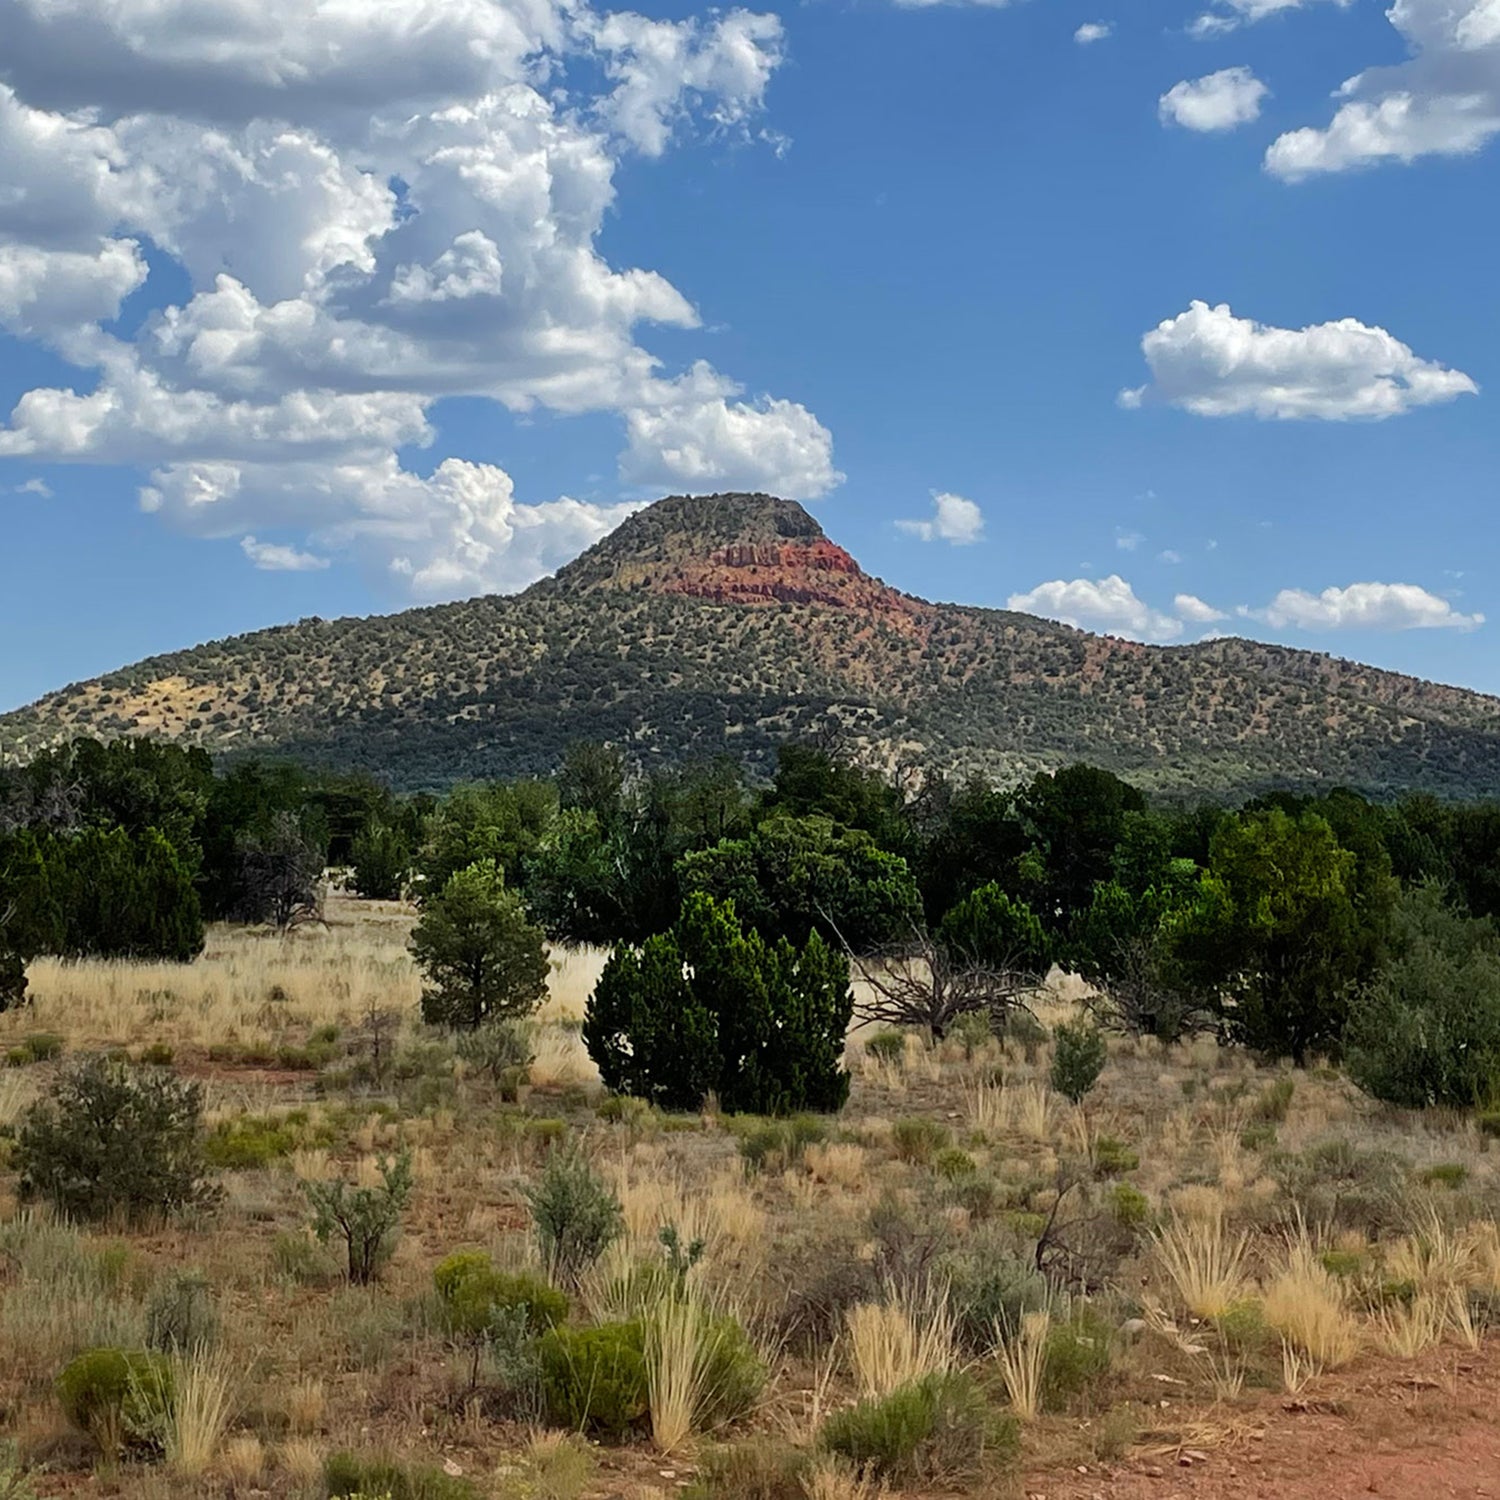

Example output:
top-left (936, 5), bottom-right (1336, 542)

top-left (1, 0), bottom-right (1497, 712)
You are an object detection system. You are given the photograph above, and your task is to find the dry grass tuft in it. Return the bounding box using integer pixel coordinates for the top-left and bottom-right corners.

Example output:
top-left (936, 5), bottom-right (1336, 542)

top-left (166, 1346), bottom-right (238, 1478)
top-left (1152, 1212), bottom-right (1248, 1320)
top-left (994, 1309), bottom-right (1050, 1421)
top-left (1263, 1234), bottom-right (1360, 1372)
top-left (1375, 1293), bottom-right (1445, 1358)
top-left (844, 1283), bottom-right (957, 1399)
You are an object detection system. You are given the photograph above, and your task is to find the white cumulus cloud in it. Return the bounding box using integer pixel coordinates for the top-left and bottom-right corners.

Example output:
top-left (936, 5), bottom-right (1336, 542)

top-left (619, 365), bottom-right (840, 500)
top-left (1074, 21), bottom-right (1113, 43)
top-left (1265, 0), bottom-right (1500, 176)
top-left (240, 535), bottom-right (331, 572)
top-left (1006, 575), bottom-right (1184, 642)
top-left (0, 0), bottom-right (834, 595)
top-left (1175, 592), bottom-right (1228, 623)
top-left (1189, 0), bottom-right (1350, 37)
top-left (1159, 68), bottom-right (1269, 131)
top-left (1252, 582), bottom-right (1484, 631)
top-left (895, 491), bottom-right (985, 545)
top-left (1121, 300), bottom-right (1477, 420)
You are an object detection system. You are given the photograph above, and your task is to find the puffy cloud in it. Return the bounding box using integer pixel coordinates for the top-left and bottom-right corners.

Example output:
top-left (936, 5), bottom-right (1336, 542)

top-left (620, 365), bottom-right (841, 499)
top-left (895, 491), bottom-right (985, 545)
top-left (0, 0), bottom-right (827, 594)
top-left (1159, 68), bottom-right (1269, 132)
top-left (240, 536), bottom-right (331, 572)
top-left (152, 455), bottom-right (638, 596)
top-left (1175, 592), bottom-right (1228, 623)
top-left (1006, 575), bottom-right (1184, 642)
top-left (1252, 581), bottom-right (1484, 631)
top-left (1116, 529), bottom-right (1143, 551)
top-left (1265, 0), bottom-right (1500, 176)
top-left (1121, 301), bottom-right (1478, 420)
top-left (1189, 0), bottom-right (1350, 36)
top-left (0, 238), bottom-right (146, 340)
top-left (582, 10), bottom-right (785, 158)
top-left (1074, 21), bottom-right (1113, 42)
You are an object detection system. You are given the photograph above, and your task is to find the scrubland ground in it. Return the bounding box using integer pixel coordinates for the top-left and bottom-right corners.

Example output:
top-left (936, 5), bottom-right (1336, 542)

top-left (4, 894), bottom-right (1500, 1498)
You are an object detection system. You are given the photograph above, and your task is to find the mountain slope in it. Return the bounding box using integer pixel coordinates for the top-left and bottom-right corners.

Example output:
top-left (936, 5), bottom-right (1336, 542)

top-left (5, 493), bottom-right (1500, 796)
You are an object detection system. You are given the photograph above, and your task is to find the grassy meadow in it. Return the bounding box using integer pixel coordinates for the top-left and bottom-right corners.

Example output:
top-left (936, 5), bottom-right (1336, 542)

top-left (2, 892), bottom-right (1500, 1498)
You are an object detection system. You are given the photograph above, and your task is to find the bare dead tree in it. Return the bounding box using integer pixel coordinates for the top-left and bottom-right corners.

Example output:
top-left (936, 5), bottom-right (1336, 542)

top-left (839, 919), bottom-right (1043, 1040)
top-left (233, 812), bottom-right (326, 931)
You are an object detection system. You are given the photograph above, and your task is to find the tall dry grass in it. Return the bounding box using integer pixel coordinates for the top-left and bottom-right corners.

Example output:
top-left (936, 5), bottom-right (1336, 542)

top-left (1152, 1212), bottom-right (1248, 1320)
top-left (166, 1346), bottom-right (238, 1478)
top-left (994, 1309), bottom-right (1050, 1421)
top-left (844, 1284), bottom-right (957, 1399)
top-left (1262, 1232), bottom-right (1360, 1373)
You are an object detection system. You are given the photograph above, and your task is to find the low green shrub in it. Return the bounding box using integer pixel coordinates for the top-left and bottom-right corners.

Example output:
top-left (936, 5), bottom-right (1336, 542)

top-left (14, 1034), bottom-right (64, 1064)
top-left (525, 1149), bottom-right (623, 1287)
top-left (433, 1252), bottom-right (569, 1338)
top-left (891, 1116), bottom-right (951, 1165)
top-left (1092, 1135), bottom-right (1139, 1176)
top-left (1213, 1298), bottom-right (1268, 1351)
top-left (818, 1371), bottom-right (1005, 1482)
top-left (732, 1114), bottom-right (828, 1174)
top-left (1050, 1020), bottom-right (1107, 1105)
top-left (537, 1321), bottom-right (648, 1438)
top-left (935, 1147), bottom-right (977, 1181)
top-left (1422, 1162), bottom-right (1469, 1187)
top-left (1109, 1182), bottom-right (1151, 1228)
top-left (684, 1438), bottom-right (811, 1500)
top-left (323, 1450), bottom-right (477, 1499)
top-left (271, 1230), bottom-right (342, 1286)
top-left (137, 1042), bottom-right (175, 1067)
top-left (16, 1055), bottom-right (216, 1225)
top-left (305, 1151), bottom-right (414, 1284)
top-left (944, 1249), bottom-right (1052, 1353)
top-left (687, 1310), bottom-right (766, 1431)
top-left (1272, 1137), bottom-right (1410, 1236)
top-left (1251, 1077), bottom-right (1296, 1123)
top-left (1041, 1307), bottom-right (1114, 1411)
top-left (56, 1347), bottom-right (173, 1457)
top-left (865, 1030), bottom-right (907, 1064)
top-left (203, 1108), bottom-right (333, 1169)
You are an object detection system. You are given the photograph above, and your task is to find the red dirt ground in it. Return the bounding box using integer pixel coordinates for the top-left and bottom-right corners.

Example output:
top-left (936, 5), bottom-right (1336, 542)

top-left (1028, 1343), bottom-right (1500, 1500)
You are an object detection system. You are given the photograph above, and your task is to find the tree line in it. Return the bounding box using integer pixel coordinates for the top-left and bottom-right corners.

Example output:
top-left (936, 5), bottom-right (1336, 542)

top-left (7, 735), bottom-right (1500, 1113)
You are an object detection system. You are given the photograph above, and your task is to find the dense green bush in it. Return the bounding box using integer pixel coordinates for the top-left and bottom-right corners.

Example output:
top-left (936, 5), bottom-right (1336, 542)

top-left (678, 813), bottom-right (921, 952)
top-left (15, 1056), bottom-right (215, 1224)
top-left (537, 1321), bottom-right (649, 1437)
top-left (304, 1151), bottom-right (414, 1284)
top-left (433, 1251), bottom-right (569, 1339)
top-left (1346, 883), bottom-right (1500, 1108)
top-left (410, 861), bottom-right (549, 1030)
top-left (349, 821), bottom-right (412, 900)
top-left (585, 893), bottom-right (853, 1114)
top-left (1050, 1019), bottom-right (1107, 1104)
top-left (680, 1310), bottom-right (767, 1431)
top-left (818, 1371), bottom-right (1005, 1482)
top-left (56, 1347), bottom-right (173, 1457)
top-left (525, 1148), bottom-right (623, 1287)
